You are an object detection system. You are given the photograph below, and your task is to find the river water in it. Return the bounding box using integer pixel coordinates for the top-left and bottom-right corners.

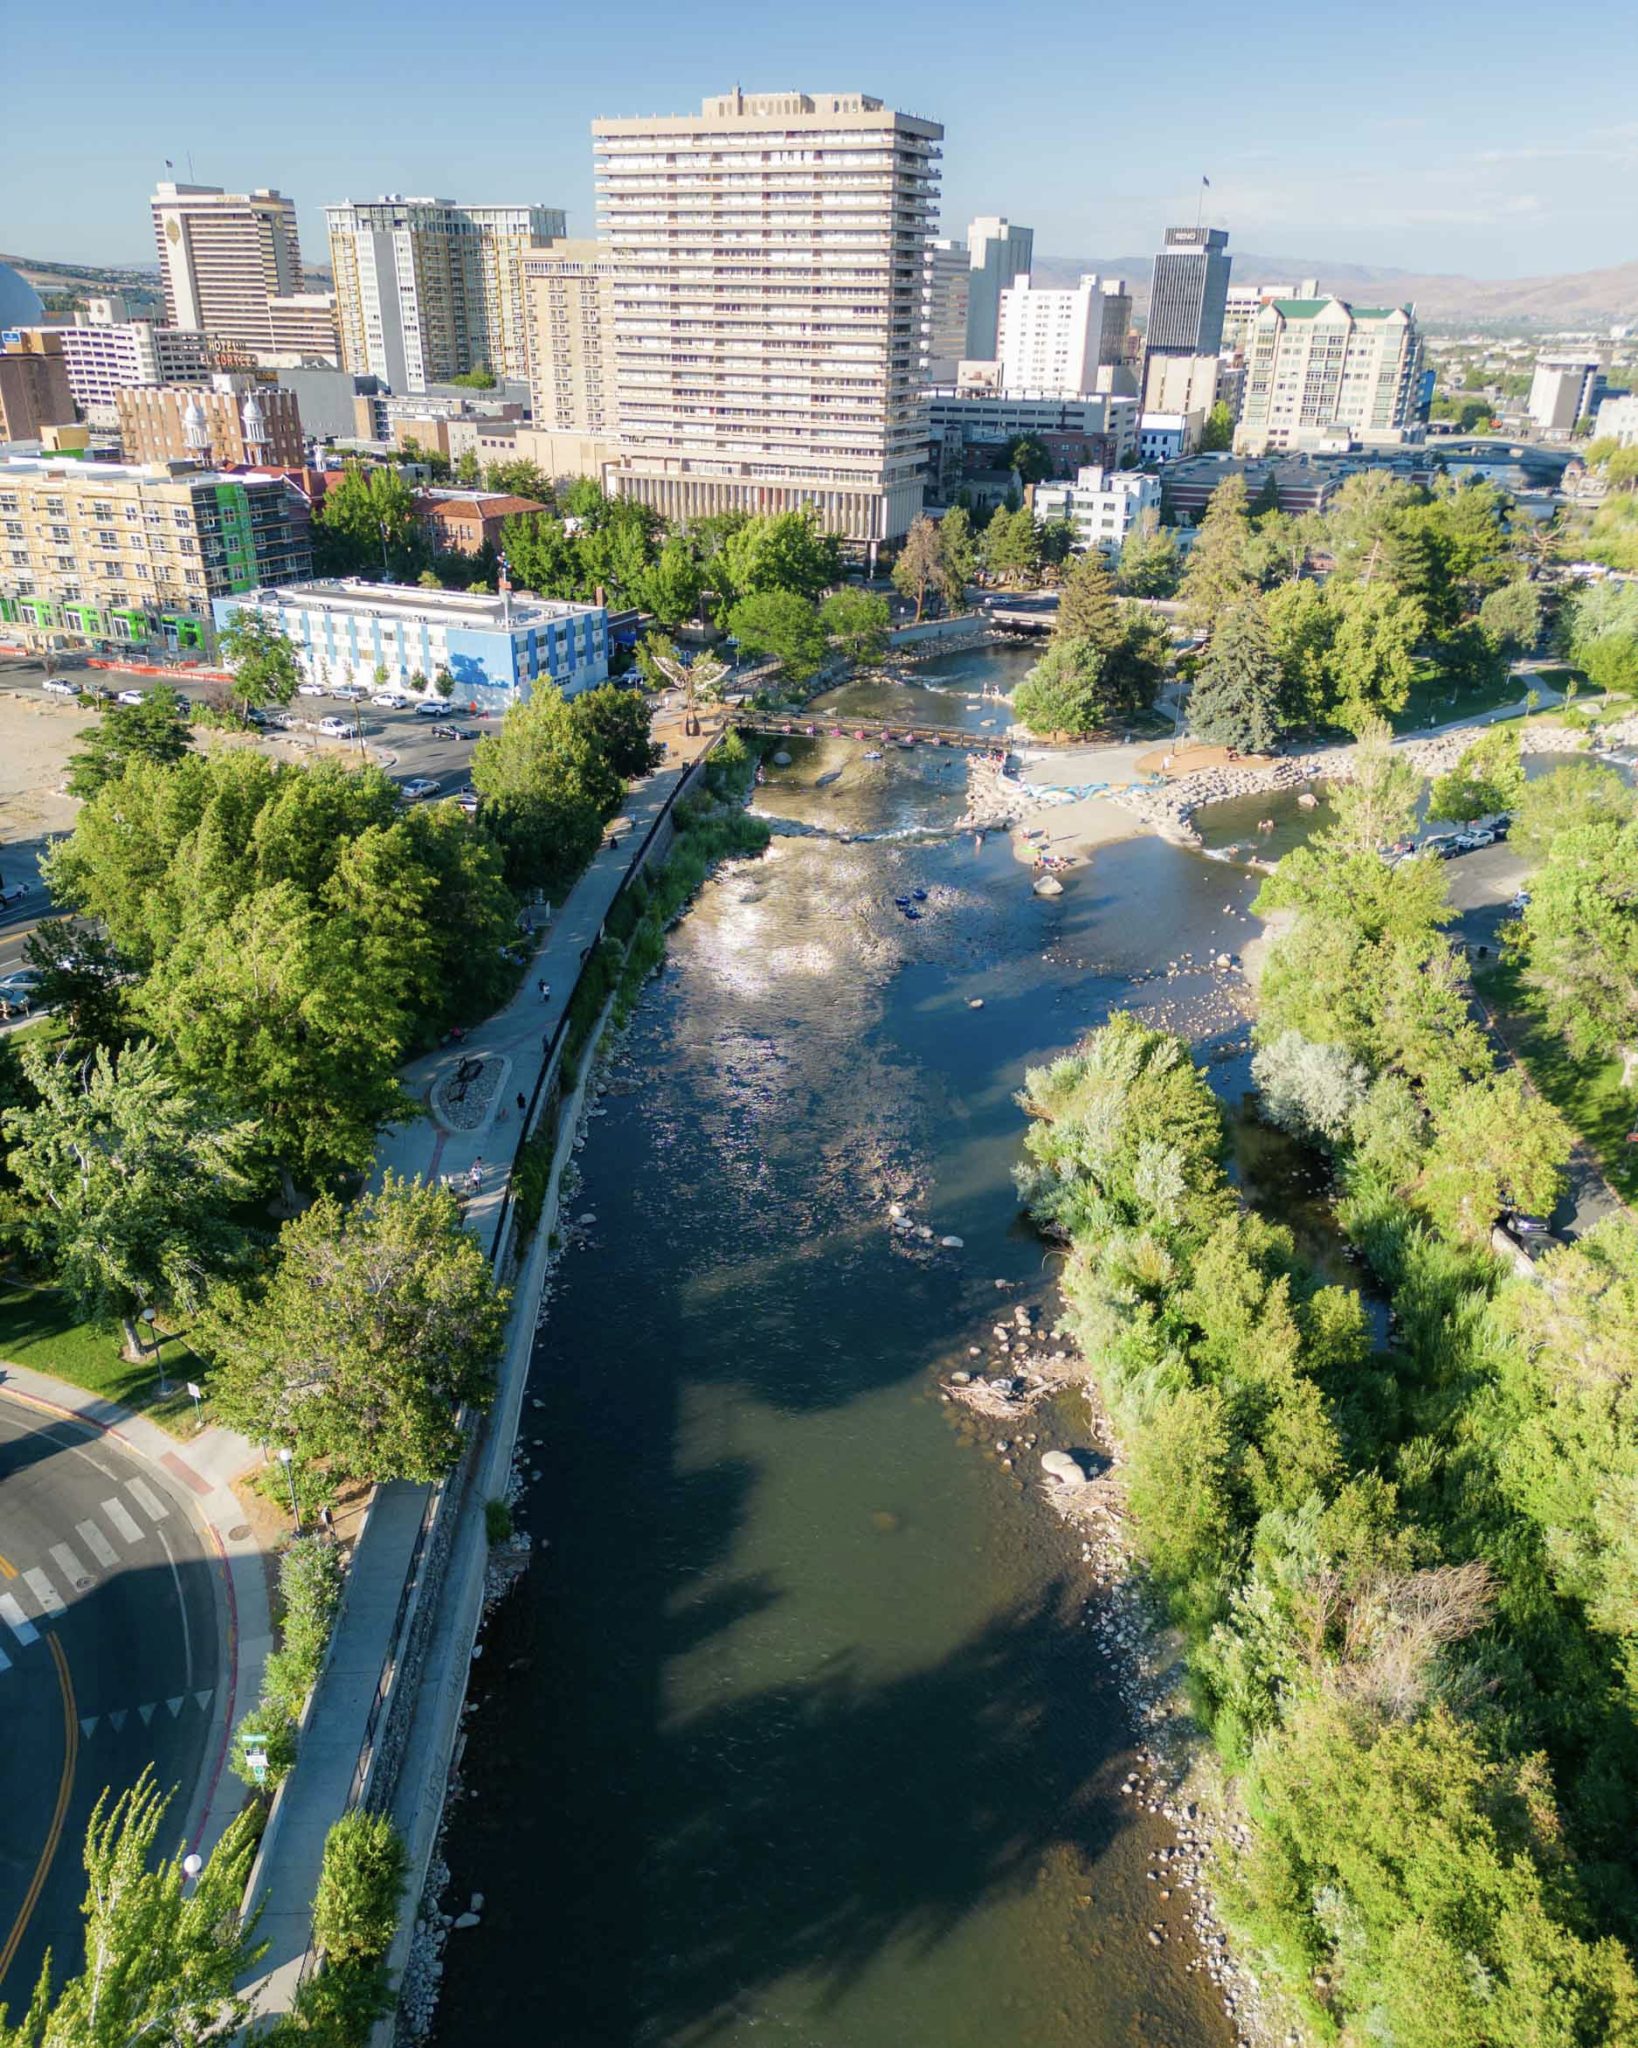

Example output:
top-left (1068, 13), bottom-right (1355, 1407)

top-left (430, 646), bottom-right (1265, 2048)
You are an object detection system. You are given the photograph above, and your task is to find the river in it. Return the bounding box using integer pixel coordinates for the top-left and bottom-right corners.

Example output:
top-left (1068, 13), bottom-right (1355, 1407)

top-left (429, 645), bottom-right (1269, 2048)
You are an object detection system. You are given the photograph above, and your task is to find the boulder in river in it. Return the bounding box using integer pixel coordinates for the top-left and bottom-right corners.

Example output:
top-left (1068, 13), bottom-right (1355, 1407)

top-left (1032, 874), bottom-right (1064, 897)
top-left (772, 750), bottom-right (792, 767)
top-left (1040, 1450), bottom-right (1083, 1484)
top-left (940, 1234), bottom-right (964, 1249)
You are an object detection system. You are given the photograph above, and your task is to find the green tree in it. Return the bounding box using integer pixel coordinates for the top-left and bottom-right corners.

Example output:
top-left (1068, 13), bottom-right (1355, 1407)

top-left (1055, 548), bottom-right (1121, 649)
top-left (890, 515), bottom-right (947, 623)
top-left (1511, 760), bottom-right (1633, 859)
top-left (469, 685), bottom-right (620, 889)
top-left (454, 449), bottom-right (483, 488)
top-left (22, 921), bottom-right (129, 1050)
top-left (1012, 639), bottom-right (1112, 737)
top-left (1005, 435), bottom-right (1052, 487)
top-left (979, 505), bottom-right (1040, 582)
top-left (1518, 818), bottom-right (1638, 1088)
top-left (1178, 475), bottom-right (1257, 631)
top-left (312, 463), bottom-right (418, 580)
top-left (1419, 1068), bottom-right (1570, 1237)
top-left (0, 1774), bottom-right (265, 2048)
top-left (635, 539), bottom-right (706, 628)
top-left (483, 458), bottom-right (551, 503)
top-left (1478, 578), bottom-right (1542, 656)
top-left (450, 365), bottom-right (497, 390)
top-left (1325, 717), bottom-right (1423, 855)
top-left (67, 685), bottom-right (193, 795)
top-left (1188, 600), bottom-right (1285, 751)
top-left (1197, 400), bottom-right (1234, 452)
top-left (312, 1811), bottom-right (407, 1966)
top-left (1037, 517), bottom-right (1077, 568)
top-left (1325, 584), bottom-right (1424, 733)
top-left (1565, 578), bottom-right (1638, 694)
top-left (1427, 726), bottom-right (1525, 824)
top-left (567, 683), bottom-right (662, 779)
top-left (1262, 576), bottom-right (1337, 727)
top-left (203, 1175), bottom-right (508, 1483)
top-left (726, 589), bottom-right (828, 680)
top-left (3, 1041), bottom-right (254, 1358)
top-left (501, 511), bottom-right (582, 600)
top-left (718, 510), bottom-right (840, 609)
top-left (217, 610), bottom-right (303, 722)
top-left (820, 587), bottom-right (892, 663)
top-left (938, 505), bottom-right (978, 597)
top-left (1116, 524), bottom-right (1181, 598)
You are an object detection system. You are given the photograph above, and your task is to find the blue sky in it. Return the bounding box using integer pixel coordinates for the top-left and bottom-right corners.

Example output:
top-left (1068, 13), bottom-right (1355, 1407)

top-left (6, 0), bottom-right (1636, 278)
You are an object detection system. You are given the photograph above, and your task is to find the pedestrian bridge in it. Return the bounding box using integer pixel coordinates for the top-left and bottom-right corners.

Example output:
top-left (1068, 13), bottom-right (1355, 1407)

top-left (733, 709), bottom-right (1007, 751)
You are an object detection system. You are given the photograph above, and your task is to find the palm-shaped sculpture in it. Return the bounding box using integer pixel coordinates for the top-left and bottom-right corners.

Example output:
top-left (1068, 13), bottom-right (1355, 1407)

top-left (648, 648), bottom-right (729, 737)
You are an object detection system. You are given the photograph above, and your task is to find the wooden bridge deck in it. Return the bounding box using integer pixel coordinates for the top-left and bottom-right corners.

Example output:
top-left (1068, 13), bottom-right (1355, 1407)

top-left (733, 710), bottom-right (1004, 751)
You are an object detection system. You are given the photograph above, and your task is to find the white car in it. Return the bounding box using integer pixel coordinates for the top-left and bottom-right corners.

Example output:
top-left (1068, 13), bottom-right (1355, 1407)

top-left (116, 688), bottom-right (145, 706)
top-left (414, 698), bottom-right (448, 717)
top-left (297, 681), bottom-right (328, 697)
top-left (373, 691), bottom-right (410, 710)
top-left (42, 676), bottom-right (79, 698)
top-left (400, 777), bottom-right (441, 801)
top-left (318, 715), bottom-right (354, 738)
top-left (331, 685), bottom-right (364, 703)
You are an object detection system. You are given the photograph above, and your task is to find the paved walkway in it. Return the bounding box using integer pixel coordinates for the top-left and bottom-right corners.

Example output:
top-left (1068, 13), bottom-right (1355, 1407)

top-left (244, 722), bottom-right (719, 2020)
top-left (0, 1365), bottom-right (268, 1864)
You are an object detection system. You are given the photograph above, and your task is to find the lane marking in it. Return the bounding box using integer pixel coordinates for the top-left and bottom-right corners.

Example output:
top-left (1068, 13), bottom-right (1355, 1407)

top-left (22, 1570), bottom-right (65, 1619)
top-left (102, 1497), bottom-right (143, 1545)
top-left (155, 1524), bottom-right (194, 1691)
top-left (0, 1633), bottom-right (76, 1987)
top-left (166, 1696), bottom-right (183, 1717)
top-left (108, 1709), bottom-right (126, 1733)
top-left (75, 1521), bottom-right (117, 1570)
top-left (79, 1717), bottom-right (98, 1739)
top-left (138, 1704), bottom-right (155, 1726)
top-left (49, 1543), bottom-right (90, 1587)
top-left (0, 1593), bottom-right (38, 1647)
top-left (0, 1552), bottom-right (15, 1579)
top-left (128, 1478), bottom-right (169, 1524)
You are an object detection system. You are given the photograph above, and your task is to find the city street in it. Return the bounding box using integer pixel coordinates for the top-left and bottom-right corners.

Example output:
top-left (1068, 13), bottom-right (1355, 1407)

top-left (0, 1392), bottom-right (226, 2004)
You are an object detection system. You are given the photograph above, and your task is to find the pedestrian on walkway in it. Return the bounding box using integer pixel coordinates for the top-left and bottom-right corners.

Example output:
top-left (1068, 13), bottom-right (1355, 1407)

top-left (468, 1158), bottom-right (483, 1192)
top-left (538, 977), bottom-right (550, 999)
top-left (516, 1092), bottom-right (527, 1115)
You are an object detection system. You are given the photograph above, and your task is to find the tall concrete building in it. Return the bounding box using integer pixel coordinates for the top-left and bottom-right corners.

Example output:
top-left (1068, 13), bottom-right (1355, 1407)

top-left (1221, 278), bottom-right (1317, 355)
top-left (522, 240), bottom-right (616, 434)
top-left (997, 274), bottom-right (1130, 397)
top-left (1148, 226), bottom-right (1231, 356)
top-left (1527, 354), bottom-right (1607, 437)
top-left (921, 237), bottom-right (970, 382)
top-left (964, 215), bottom-right (1033, 361)
top-left (265, 293), bottom-right (341, 362)
top-left (151, 183), bottom-right (304, 354)
top-left (325, 200), bottom-right (566, 394)
top-left (43, 318), bottom-right (212, 426)
top-left (1236, 297), bottom-right (1422, 454)
top-left (593, 89), bottom-right (942, 540)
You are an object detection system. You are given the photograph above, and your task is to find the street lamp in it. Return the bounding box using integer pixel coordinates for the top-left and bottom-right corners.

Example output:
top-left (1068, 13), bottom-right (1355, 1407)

top-left (277, 1446), bottom-right (301, 1533)
top-left (143, 1308), bottom-right (167, 1395)
top-left (181, 1852), bottom-right (203, 1894)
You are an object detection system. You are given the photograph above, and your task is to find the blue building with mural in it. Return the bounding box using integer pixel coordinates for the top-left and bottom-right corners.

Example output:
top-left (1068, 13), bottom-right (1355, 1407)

top-left (213, 579), bottom-right (608, 711)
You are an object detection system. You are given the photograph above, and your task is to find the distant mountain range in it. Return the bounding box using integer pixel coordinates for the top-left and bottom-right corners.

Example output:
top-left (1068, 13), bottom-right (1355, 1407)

top-left (1033, 252), bottom-right (1638, 330)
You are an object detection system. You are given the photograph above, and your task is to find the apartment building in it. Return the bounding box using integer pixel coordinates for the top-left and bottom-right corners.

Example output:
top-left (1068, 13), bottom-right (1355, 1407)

top-left (1527, 354), bottom-right (1607, 437)
top-left (35, 319), bottom-right (212, 426)
top-left (0, 331), bottom-right (77, 443)
top-left (921, 387), bottom-right (1137, 505)
top-left (0, 456), bottom-right (310, 652)
top-left (1594, 391), bottom-right (1638, 447)
top-left (964, 215), bottom-right (1034, 361)
top-left (414, 488), bottom-right (549, 555)
top-left (593, 88), bottom-right (943, 541)
top-left (920, 237), bottom-right (969, 382)
top-left (116, 379), bottom-right (304, 468)
top-left (325, 200), bottom-right (567, 393)
top-left (1236, 297), bottom-right (1423, 454)
top-left (996, 274), bottom-right (1130, 398)
top-left (1221, 278), bottom-right (1317, 354)
top-left (266, 293), bottom-right (341, 362)
top-left (1033, 464), bottom-right (1161, 559)
top-left (151, 183), bottom-right (305, 354)
top-left (1148, 226), bottom-right (1231, 356)
top-left (522, 239), bottom-right (616, 432)
top-left (213, 579), bottom-right (608, 701)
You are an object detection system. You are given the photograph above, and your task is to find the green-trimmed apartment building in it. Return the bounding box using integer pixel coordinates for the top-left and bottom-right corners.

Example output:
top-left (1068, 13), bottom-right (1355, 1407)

top-left (0, 457), bottom-right (310, 656)
top-left (1235, 296), bottom-right (1423, 457)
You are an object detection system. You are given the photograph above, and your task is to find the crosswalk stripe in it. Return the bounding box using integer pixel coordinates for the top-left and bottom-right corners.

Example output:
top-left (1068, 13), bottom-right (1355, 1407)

top-left (22, 1570), bottom-right (65, 1619)
top-left (77, 1520), bottom-right (118, 1568)
top-left (0, 1593), bottom-right (39, 1646)
top-left (128, 1479), bottom-right (169, 1524)
top-left (103, 1497), bottom-right (143, 1545)
top-left (50, 1542), bottom-right (90, 1586)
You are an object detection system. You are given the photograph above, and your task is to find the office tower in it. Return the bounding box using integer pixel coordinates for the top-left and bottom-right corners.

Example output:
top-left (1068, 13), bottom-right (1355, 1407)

top-left (0, 331), bottom-right (78, 442)
top-left (964, 215), bottom-right (1033, 361)
top-left (997, 274), bottom-right (1130, 397)
top-left (1527, 354), bottom-right (1608, 435)
top-left (45, 318), bottom-right (211, 426)
top-left (921, 238), bottom-right (970, 381)
top-left (325, 200), bottom-right (566, 394)
top-left (150, 183), bottom-right (304, 354)
top-left (593, 89), bottom-right (942, 540)
top-left (1148, 226), bottom-right (1231, 356)
top-left (522, 240), bottom-right (617, 432)
top-left (116, 378), bottom-right (304, 467)
top-left (0, 455), bottom-right (310, 653)
top-left (1236, 296), bottom-right (1423, 453)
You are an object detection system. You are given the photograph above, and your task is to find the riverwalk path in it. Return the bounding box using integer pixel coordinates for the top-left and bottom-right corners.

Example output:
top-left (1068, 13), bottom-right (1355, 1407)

top-left (242, 710), bottom-right (721, 2021)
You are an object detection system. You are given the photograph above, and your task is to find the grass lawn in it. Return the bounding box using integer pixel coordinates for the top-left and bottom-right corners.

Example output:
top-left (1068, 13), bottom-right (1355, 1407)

top-left (0, 1277), bottom-right (210, 1434)
top-left (1473, 957), bottom-right (1638, 1206)
top-left (1391, 667), bottom-right (1531, 734)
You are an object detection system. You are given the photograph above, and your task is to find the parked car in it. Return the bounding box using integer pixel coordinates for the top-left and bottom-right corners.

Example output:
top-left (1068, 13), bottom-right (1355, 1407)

top-left (1509, 889), bottom-right (1532, 912)
top-left (244, 707), bottom-right (269, 726)
top-left (414, 698), bottom-right (449, 717)
top-left (296, 681), bottom-right (328, 697)
top-left (318, 716), bottom-right (354, 738)
top-left (430, 723), bottom-right (478, 741)
top-left (1417, 833), bottom-right (1460, 859)
top-left (331, 685), bottom-right (364, 703)
top-left (116, 688), bottom-right (145, 706)
top-left (373, 690), bottom-right (410, 710)
top-left (42, 676), bottom-right (79, 698)
top-left (1460, 828), bottom-right (1497, 850)
top-left (400, 777), bottom-right (441, 801)
top-left (455, 787), bottom-right (480, 815)
top-left (0, 971), bottom-right (41, 999)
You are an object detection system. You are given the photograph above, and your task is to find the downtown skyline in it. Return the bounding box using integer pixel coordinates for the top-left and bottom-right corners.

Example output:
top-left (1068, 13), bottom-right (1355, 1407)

top-left (4, 0), bottom-right (1636, 280)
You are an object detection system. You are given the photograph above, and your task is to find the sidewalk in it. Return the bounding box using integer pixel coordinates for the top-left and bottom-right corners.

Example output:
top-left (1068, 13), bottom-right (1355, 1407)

top-left (0, 1365), bottom-right (269, 1864)
top-left (243, 722), bottom-right (720, 2018)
